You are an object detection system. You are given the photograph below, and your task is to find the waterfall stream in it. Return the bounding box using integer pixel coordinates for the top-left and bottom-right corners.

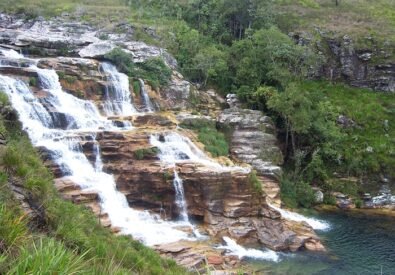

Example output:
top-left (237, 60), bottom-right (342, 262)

top-left (0, 53), bottom-right (192, 246)
top-left (268, 204), bottom-right (330, 231)
top-left (100, 62), bottom-right (137, 116)
top-left (138, 79), bottom-right (155, 112)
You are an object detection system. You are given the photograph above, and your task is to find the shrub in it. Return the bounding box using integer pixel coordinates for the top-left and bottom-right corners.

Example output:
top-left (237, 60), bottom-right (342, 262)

top-left (180, 119), bottom-right (229, 157)
top-left (104, 48), bottom-right (171, 89)
top-left (280, 177), bottom-right (315, 208)
top-left (248, 170), bottom-right (262, 195)
top-left (134, 147), bottom-right (159, 160)
top-left (28, 77), bottom-right (37, 87)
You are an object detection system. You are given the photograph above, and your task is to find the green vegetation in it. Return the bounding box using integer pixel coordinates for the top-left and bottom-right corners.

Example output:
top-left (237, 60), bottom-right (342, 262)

top-left (248, 170), bottom-right (263, 195)
top-left (132, 79), bottom-right (141, 95)
top-left (0, 97), bottom-right (185, 274)
top-left (28, 77), bottom-right (37, 87)
top-left (104, 48), bottom-right (172, 89)
top-left (180, 119), bottom-right (229, 157)
top-left (134, 147), bottom-right (159, 160)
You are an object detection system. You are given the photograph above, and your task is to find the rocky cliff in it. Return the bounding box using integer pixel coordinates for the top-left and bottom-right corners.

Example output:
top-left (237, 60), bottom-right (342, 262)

top-left (291, 32), bottom-right (395, 93)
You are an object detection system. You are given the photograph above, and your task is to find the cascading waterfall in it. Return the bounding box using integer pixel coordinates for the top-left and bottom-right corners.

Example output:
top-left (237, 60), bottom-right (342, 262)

top-left (0, 53), bottom-right (192, 246)
top-left (93, 142), bottom-right (104, 172)
top-left (173, 170), bottom-right (190, 223)
top-left (138, 79), bottom-right (155, 112)
top-left (33, 65), bottom-right (113, 130)
top-left (0, 48), bottom-right (24, 59)
top-left (150, 132), bottom-right (249, 172)
top-left (150, 132), bottom-right (249, 238)
top-left (100, 62), bottom-right (137, 116)
top-left (150, 133), bottom-right (210, 236)
top-left (268, 204), bottom-right (330, 231)
top-left (218, 237), bottom-right (280, 262)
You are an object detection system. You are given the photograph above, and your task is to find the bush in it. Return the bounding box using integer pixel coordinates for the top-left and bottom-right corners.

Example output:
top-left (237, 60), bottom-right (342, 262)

top-left (28, 77), bottom-right (37, 87)
top-left (248, 170), bottom-right (262, 195)
top-left (104, 48), bottom-right (171, 89)
top-left (280, 177), bottom-right (315, 208)
top-left (180, 119), bottom-right (229, 157)
top-left (134, 147), bottom-right (159, 160)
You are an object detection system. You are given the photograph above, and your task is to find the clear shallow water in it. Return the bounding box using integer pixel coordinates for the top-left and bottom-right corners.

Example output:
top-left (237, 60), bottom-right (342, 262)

top-left (249, 210), bottom-right (395, 274)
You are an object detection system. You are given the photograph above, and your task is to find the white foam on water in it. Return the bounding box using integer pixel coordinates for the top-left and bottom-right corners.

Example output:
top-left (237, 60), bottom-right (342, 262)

top-left (150, 132), bottom-right (249, 173)
top-left (138, 78), bottom-right (155, 112)
top-left (100, 62), bottom-right (138, 116)
top-left (218, 237), bottom-right (280, 262)
top-left (0, 48), bottom-right (24, 59)
top-left (269, 204), bottom-right (330, 231)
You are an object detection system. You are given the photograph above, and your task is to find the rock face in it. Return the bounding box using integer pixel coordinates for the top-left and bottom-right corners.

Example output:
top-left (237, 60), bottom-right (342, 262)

top-left (218, 96), bottom-right (283, 204)
top-left (291, 32), bottom-right (395, 93)
top-left (0, 13), bottom-right (177, 68)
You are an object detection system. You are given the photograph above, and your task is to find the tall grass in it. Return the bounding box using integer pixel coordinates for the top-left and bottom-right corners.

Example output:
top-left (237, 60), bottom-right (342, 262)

top-left (9, 238), bottom-right (90, 275)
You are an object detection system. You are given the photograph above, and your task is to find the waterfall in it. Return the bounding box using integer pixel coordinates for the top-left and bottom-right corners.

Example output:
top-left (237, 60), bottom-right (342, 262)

top-left (218, 237), bottom-right (280, 262)
top-left (0, 54), bottom-right (192, 246)
top-left (93, 142), bottom-right (103, 172)
top-left (173, 170), bottom-right (190, 223)
top-left (33, 66), bottom-right (113, 130)
top-left (150, 132), bottom-right (210, 237)
top-left (138, 79), bottom-right (155, 112)
top-left (100, 62), bottom-right (137, 116)
top-left (0, 48), bottom-right (24, 59)
top-left (150, 132), bottom-right (250, 173)
top-left (268, 204), bottom-right (330, 231)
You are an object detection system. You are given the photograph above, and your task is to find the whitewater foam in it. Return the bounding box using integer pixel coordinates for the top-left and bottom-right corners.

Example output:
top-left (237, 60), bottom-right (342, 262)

top-left (269, 204), bottom-right (330, 231)
top-left (218, 237), bottom-right (280, 262)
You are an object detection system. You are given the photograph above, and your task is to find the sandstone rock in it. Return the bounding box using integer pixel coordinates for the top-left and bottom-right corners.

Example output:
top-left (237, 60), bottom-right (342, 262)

top-left (217, 106), bottom-right (283, 204)
top-left (79, 41), bottom-right (115, 58)
top-left (207, 255), bottom-right (224, 265)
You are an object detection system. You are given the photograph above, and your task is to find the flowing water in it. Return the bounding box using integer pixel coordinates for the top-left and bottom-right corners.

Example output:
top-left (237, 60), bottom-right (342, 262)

top-left (218, 237), bottom-right (280, 262)
top-left (138, 79), bottom-right (155, 112)
top-left (0, 53), bottom-right (192, 246)
top-left (269, 204), bottom-right (330, 231)
top-left (248, 210), bottom-right (395, 274)
top-left (100, 62), bottom-right (137, 116)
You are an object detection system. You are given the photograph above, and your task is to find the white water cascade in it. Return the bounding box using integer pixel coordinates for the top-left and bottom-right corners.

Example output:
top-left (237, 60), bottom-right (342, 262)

top-left (0, 48), bottom-right (24, 59)
top-left (100, 62), bottom-right (137, 116)
top-left (138, 79), bottom-right (155, 112)
top-left (0, 54), bottom-right (192, 246)
top-left (150, 132), bottom-right (249, 173)
top-left (218, 237), bottom-right (280, 262)
top-left (173, 170), bottom-right (190, 223)
top-left (269, 204), bottom-right (330, 231)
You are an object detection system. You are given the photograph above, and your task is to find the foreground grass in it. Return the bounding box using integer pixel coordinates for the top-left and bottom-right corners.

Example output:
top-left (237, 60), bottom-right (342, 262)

top-left (0, 102), bottom-right (185, 274)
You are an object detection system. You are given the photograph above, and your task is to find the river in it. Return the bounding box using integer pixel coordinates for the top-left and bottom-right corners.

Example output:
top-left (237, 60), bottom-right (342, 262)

top-left (249, 210), bottom-right (395, 274)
